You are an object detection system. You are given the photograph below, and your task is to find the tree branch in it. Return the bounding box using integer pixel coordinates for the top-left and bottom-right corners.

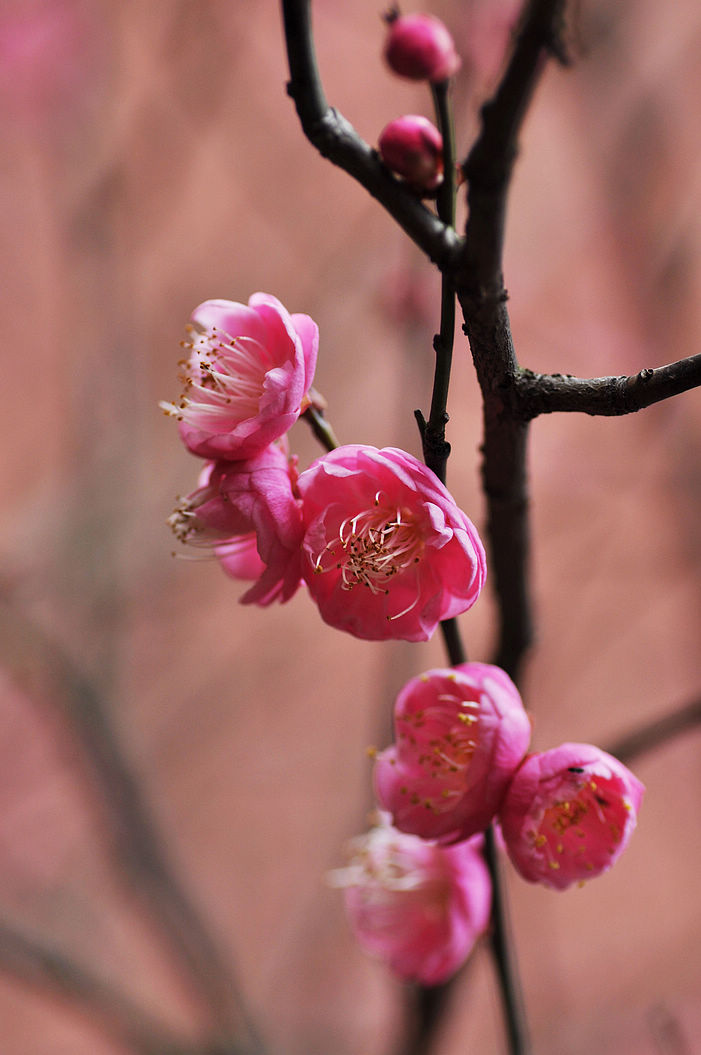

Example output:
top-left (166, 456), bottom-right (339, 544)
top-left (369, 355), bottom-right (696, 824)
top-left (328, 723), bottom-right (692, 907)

top-left (282, 4), bottom-right (565, 1052)
top-left (456, 1), bottom-right (566, 684)
top-left (458, 0), bottom-right (567, 309)
top-left (281, 0), bottom-right (461, 269)
top-left (514, 354), bottom-right (701, 419)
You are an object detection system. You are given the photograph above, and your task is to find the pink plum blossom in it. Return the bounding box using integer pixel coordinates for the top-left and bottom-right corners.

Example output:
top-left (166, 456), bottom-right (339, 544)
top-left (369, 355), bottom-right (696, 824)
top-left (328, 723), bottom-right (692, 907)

top-left (499, 743), bottom-right (644, 890)
top-left (168, 441), bottom-right (303, 605)
top-left (378, 115), bottom-right (444, 192)
top-left (330, 815), bottom-right (491, 985)
top-left (296, 445), bottom-right (486, 641)
top-left (375, 663), bottom-right (531, 843)
top-left (383, 11), bottom-right (462, 83)
top-left (161, 293), bottom-right (318, 461)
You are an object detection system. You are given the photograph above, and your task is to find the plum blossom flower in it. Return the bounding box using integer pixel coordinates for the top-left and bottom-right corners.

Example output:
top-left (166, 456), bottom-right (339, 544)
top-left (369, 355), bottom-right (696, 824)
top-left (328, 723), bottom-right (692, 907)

top-left (329, 815), bottom-right (491, 985)
top-left (499, 743), bottom-right (645, 890)
top-left (161, 293), bottom-right (318, 461)
top-left (383, 11), bottom-right (462, 83)
top-left (296, 445), bottom-right (486, 641)
top-left (375, 663), bottom-right (531, 843)
top-left (379, 114), bottom-right (444, 192)
top-left (168, 441), bottom-right (303, 605)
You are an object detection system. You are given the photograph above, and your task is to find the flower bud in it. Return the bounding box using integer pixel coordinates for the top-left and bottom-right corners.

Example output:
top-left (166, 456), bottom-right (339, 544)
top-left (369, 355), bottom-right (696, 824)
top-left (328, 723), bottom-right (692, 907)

top-left (383, 11), bottom-right (461, 82)
top-left (499, 743), bottom-right (644, 890)
top-left (378, 114), bottom-right (443, 191)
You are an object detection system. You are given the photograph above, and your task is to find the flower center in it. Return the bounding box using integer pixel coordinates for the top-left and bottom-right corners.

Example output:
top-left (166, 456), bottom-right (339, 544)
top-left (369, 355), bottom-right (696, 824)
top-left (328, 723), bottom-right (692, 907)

top-left (396, 691), bottom-right (479, 814)
top-left (531, 772), bottom-right (631, 876)
top-left (315, 500), bottom-right (424, 595)
top-left (160, 324), bottom-right (269, 429)
top-left (167, 493), bottom-right (255, 562)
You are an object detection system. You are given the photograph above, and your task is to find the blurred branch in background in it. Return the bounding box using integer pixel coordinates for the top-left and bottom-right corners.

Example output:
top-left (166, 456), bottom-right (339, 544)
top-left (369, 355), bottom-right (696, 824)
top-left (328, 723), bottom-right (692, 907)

top-left (0, 915), bottom-right (185, 1055)
top-left (607, 695), bottom-right (701, 765)
top-left (0, 599), bottom-right (264, 1055)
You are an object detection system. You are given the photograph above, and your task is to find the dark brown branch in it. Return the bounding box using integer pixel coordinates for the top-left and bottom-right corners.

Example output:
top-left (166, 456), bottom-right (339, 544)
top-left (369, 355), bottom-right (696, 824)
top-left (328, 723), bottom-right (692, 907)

top-left (607, 696), bottom-right (701, 765)
top-left (514, 355), bottom-right (701, 419)
top-left (457, 1), bottom-right (565, 683)
top-left (281, 0), bottom-right (461, 270)
top-left (481, 417), bottom-right (532, 680)
top-left (458, 0), bottom-right (567, 311)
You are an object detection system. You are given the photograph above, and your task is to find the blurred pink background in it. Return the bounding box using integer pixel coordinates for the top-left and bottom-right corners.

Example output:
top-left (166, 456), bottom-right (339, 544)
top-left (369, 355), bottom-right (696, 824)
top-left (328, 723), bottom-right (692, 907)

top-left (0, 0), bottom-right (700, 1052)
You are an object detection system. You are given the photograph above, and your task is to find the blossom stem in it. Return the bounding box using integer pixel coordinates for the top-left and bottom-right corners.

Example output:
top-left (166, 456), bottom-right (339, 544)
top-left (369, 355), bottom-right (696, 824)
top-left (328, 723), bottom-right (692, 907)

top-left (439, 618), bottom-right (467, 666)
top-left (484, 826), bottom-right (531, 1055)
top-left (419, 80), bottom-right (457, 487)
top-left (281, 0), bottom-right (460, 269)
top-left (302, 404), bottom-right (339, 451)
top-left (399, 983), bottom-right (453, 1055)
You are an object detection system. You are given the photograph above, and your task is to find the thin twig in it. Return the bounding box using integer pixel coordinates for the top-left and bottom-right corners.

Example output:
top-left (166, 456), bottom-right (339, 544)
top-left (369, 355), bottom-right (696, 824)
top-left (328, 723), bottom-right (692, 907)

top-left (513, 355), bottom-right (701, 419)
top-left (483, 828), bottom-right (531, 1055)
top-left (281, 0), bottom-right (461, 270)
top-left (301, 404), bottom-right (340, 451)
top-left (409, 80), bottom-right (465, 1051)
top-left (418, 79), bottom-right (457, 486)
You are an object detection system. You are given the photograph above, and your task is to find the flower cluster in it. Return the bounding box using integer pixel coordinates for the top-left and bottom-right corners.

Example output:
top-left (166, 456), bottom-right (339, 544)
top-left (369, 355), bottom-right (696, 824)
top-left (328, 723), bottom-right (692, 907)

top-left (375, 667), bottom-right (645, 894)
top-left (164, 283), bottom-right (650, 1000)
top-left (162, 294), bottom-right (315, 607)
top-left (163, 282), bottom-right (644, 985)
top-left (334, 664), bottom-right (644, 982)
top-left (163, 295), bottom-right (486, 640)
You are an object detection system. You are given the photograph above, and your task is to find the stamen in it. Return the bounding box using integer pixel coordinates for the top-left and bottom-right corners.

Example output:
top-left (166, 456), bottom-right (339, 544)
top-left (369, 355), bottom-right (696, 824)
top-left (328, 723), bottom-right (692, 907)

top-left (316, 503), bottom-right (425, 609)
top-left (163, 326), bottom-right (272, 431)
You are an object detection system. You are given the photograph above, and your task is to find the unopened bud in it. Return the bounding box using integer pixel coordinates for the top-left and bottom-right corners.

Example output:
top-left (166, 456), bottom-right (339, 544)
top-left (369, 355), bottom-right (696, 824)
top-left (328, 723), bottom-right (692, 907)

top-left (378, 114), bottom-right (443, 191)
top-left (383, 11), bottom-right (461, 83)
